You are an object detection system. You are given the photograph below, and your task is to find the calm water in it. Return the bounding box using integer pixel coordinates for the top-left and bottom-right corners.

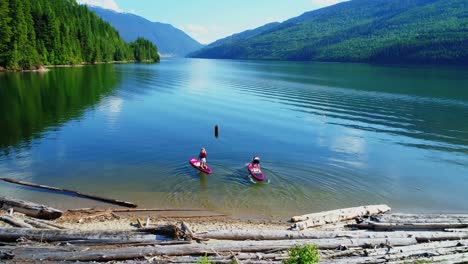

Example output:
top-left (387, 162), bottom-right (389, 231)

top-left (1, 59), bottom-right (468, 218)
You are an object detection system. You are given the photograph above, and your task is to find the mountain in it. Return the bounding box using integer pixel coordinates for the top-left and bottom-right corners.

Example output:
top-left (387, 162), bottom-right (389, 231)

top-left (0, 0), bottom-right (159, 71)
top-left (90, 6), bottom-right (203, 57)
top-left (198, 22), bottom-right (280, 51)
top-left (188, 0), bottom-right (468, 64)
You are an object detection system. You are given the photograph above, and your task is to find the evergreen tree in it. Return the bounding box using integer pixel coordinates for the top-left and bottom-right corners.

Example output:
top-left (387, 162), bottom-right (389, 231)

top-left (0, 0), bottom-right (12, 66)
top-left (0, 0), bottom-right (159, 70)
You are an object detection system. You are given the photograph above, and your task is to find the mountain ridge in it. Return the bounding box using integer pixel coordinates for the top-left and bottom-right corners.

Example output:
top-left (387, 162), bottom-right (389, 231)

top-left (90, 6), bottom-right (203, 57)
top-left (188, 0), bottom-right (468, 65)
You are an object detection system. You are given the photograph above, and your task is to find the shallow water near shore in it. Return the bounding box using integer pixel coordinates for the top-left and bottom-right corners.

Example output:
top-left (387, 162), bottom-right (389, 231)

top-left (1, 59), bottom-right (468, 218)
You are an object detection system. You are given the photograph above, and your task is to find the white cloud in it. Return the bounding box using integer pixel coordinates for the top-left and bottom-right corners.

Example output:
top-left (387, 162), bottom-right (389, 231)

top-left (180, 24), bottom-right (222, 44)
top-left (77, 0), bottom-right (121, 12)
top-left (308, 0), bottom-right (348, 7)
top-left (265, 17), bottom-right (278, 23)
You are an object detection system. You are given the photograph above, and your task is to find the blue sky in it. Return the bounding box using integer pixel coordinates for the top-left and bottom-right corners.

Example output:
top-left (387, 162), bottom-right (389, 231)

top-left (78, 0), bottom-right (346, 44)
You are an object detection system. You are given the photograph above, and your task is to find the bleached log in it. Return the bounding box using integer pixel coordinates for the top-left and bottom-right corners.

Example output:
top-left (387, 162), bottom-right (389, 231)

top-left (0, 215), bottom-right (33, 228)
top-left (0, 178), bottom-right (137, 208)
top-left (24, 217), bottom-right (66, 229)
top-left (376, 214), bottom-right (468, 224)
top-left (194, 230), bottom-right (468, 242)
top-left (153, 253), bottom-right (287, 263)
top-left (23, 218), bottom-right (58, 229)
top-left (136, 218), bottom-right (144, 228)
top-left (321, 240), bottom-right (468, 264)
top-left (364, 240), bottom-right (467, 257)
top-left (381, 213), bottom-right (468, 219)
top-left (388, 252), bottom-right (468, 264)
top-left (328, 241), bottom-right (468, 263)
top-left (235, 252), bottom-right (288, 260)
top-left (0, 227), bottom-right (165, 242)
top-left (9, 238), bottom-right (417, 261)
top-left (68, 208), bottom-right (209, 213)
top-left (350, 221), bottom-right (468, 231)
top-left (164, 257), bottom-right (282, 264)
top-left (291, 205), bottom-right (390, 230)
top-left (0, 196), bottom-right (63, 220)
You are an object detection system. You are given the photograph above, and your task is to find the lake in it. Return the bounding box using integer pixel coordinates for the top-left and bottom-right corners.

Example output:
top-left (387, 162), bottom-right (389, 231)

top-left (1, 59), bottom-right (468, 218)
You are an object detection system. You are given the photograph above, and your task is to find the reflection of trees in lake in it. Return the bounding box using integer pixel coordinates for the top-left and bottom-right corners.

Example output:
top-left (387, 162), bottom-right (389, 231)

top-left (0, 65), bottom-right (121, 155)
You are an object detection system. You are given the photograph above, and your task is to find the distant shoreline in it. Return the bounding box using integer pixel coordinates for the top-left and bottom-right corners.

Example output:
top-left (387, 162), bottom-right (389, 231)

top-left (0, 60), bottom-right (157, 73)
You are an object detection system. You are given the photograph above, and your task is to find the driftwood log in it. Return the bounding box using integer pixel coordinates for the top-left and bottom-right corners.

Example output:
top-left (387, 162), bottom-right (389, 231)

top-left (24, 216), bottom-right (66, 229)
top-left (349, 221), bottom-right (468, 231)
top-left (6, 237), bottom-right (417, 261)
top-left (0, 178), bottom-right (137, 208)
top-left (0, 215), bottom-right (33, 228)
top-left (372, 214), bottom-right (468, 226)
top-left (0, 196), bottom-right (63, 220)
top-left (0, 225), bottom-right (180, 242)
top-left (68, 208), bottom-right (210, 213)
top-left (319, 240), bottom-right (468, 263)
top-left (291, 204), bottom-right (391, 230)
top-left (23, 218), bottom-right (59, 229)
top-left (194, 229), bottom-right (468, 242)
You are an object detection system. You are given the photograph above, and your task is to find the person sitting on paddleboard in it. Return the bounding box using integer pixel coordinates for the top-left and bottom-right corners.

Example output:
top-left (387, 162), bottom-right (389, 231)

top-left (251, 156), bottom-right (260, 168)
top-left (199, 147), bottom-right (208, 170)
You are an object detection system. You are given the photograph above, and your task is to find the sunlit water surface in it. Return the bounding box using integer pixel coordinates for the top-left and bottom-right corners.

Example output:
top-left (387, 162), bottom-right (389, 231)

top-left (1, 59), bottom-right (467, 218)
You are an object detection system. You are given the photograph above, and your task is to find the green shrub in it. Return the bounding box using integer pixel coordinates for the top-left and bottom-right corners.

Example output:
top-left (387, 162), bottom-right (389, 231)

top-left (196, 253), bottom-right (212, 264)
top-left (283, 244), bottom-right (320, 264)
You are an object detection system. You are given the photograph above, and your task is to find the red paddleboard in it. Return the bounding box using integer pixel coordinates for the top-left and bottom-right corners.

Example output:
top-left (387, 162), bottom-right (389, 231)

top-left (248, 163), bottom-right (265, 181)
top-left (189, 158), bottom-right (212, 174)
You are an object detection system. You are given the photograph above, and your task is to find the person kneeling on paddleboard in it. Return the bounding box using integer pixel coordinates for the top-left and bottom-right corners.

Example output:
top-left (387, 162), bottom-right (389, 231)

top-left (251, 156), bottom-right (260, 168)
top-left (199, 147), bottom-right (208, 170)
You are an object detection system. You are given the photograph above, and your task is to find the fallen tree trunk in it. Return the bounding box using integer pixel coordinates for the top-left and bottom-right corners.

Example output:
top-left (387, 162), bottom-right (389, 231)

top-left (68, 208), bottom-right (210, 213)
top-left (291, 204), bottom-right (391, 230)
top-left (388, 252), bottom-right (468, 264)
top-left (0, 197), bottom-right (63, 220)
top-left (194, 230), bottom-right (468, 242)
top-left (0, 215), bottom-right (33, 228)
top-left (9, 238), bottom-right (417, 261)
top-left (364, 239), bottom-right (468, 257)
top-left (0, 178), bottom-right (137, 208)
top-left (349, 221), bottom-right (468, 231)
top-left (24, 216), bottom-right (66, 229)
top-left (375, 214), bottom-right (468, 224)
top-left (324, 240), bottom-right (468, 263)
top-left (0, 227), bottom-right (169, 242)
top-left (381, 213), bottom-right (468, 220)
top-left (23, 218), bottom-right (58, 229)
top-left (151, 254), bottom-right (287, 263)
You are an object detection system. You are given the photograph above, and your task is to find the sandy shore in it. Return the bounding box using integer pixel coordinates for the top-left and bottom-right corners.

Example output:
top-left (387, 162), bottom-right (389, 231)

top-left (0, 208), bottom-right (291, 232)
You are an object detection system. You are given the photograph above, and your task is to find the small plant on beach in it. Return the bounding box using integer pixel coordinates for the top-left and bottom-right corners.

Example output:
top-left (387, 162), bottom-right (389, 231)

top-left (197, 253), bottom-right (213, 264)
top-left (283, 244), bottom-right (320, 264)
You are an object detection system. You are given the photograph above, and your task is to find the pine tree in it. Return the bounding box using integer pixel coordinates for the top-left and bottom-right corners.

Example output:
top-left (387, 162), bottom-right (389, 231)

top-left (0, 0), bottom-right (12, 66)
top-left (1, 0), bottom-right (159, 70)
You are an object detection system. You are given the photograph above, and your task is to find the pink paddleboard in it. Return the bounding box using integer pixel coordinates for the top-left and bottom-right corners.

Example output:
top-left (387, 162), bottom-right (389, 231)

top-left (248, 163), bottom-right (265, 181)
top-left (189, 158), bottom-right (213, 174)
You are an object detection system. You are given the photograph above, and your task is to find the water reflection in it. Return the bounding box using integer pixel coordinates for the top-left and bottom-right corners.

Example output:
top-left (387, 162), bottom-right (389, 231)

top-left (0, 60), bottom-right (467, 217)
top-left (0, 65), bottom-right (122, 155)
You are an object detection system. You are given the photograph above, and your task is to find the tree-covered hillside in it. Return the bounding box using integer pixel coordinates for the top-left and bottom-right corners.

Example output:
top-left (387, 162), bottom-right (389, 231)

top-left (198, 22), bottom-right (280, 51)
top-left (189, 0), bottom-right (468, 64)
top-left (0, 0), bottom-right (159, 71)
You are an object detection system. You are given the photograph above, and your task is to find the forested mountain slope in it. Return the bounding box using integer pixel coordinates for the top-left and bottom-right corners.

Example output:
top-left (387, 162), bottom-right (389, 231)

top-left (189, 0), bottom-right (468, 64)
top-left (0, 0), bottom-right (159, 71)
